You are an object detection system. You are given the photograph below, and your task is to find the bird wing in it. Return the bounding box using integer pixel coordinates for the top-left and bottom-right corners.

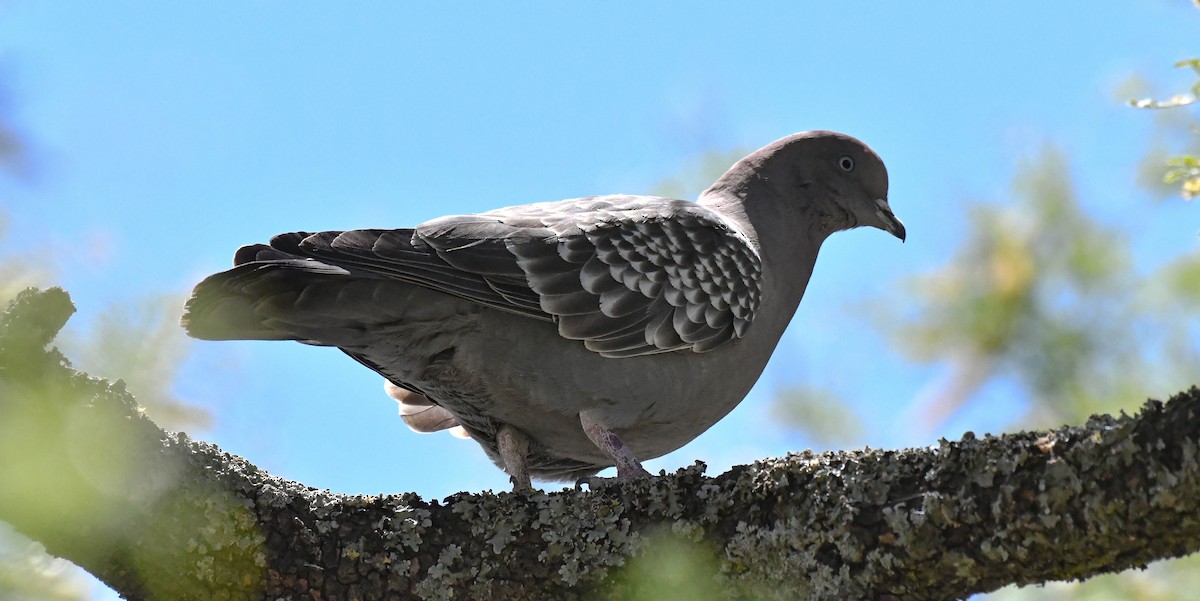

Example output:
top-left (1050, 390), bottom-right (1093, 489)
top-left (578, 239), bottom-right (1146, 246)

top-left (255, 195), bottom-right (763, 357)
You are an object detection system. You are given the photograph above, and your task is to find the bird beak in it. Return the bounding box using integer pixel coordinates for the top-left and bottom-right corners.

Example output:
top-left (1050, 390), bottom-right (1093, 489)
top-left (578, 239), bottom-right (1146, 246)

top-left (874, 198), bottom-right (906, 242)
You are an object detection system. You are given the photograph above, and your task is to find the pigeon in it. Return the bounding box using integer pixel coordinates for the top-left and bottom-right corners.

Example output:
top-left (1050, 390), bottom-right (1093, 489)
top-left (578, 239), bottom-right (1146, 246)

top-left (182, 131), bottom-right (904, 490)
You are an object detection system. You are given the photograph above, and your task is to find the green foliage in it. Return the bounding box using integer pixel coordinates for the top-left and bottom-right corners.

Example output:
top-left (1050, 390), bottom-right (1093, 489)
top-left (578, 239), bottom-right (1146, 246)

top-left (989, 554), bottom-right (1200, 601)
top-left (895, 130), bottom-right (1200, 601)
top-left (881, 147), bottom-right (1188, 429)
top-left (0, 222), bottom-right (209, 432)
top-left (1130, 57), bottom-right (1200, 200)
top-left (0, 67), bottom-right (95, 601)
top-left (0, 101), bottom-right (204, 599)
top-left (0, 81), bottom-right (28, 179)
top-left (0, 237), bottom-right (208, 601)
top-left (1163, 154), bottom-right (1200, 200)
top-left (61, 294), bottom-right (210, 431)
top-left (0, 527), bottom-right (89, 601)
top-left (0, 290), bottom-right (267, 601)
top-left (650, 147), bottom-right (751, 200)
top-left (0, 214), bottom-right (55, 300)
top-left (1129, 58), bottom-right (1200, 110)
top-left (606, 533), bottom-right (730, 601)
top-left (769, 385), bottom-right (865, 448)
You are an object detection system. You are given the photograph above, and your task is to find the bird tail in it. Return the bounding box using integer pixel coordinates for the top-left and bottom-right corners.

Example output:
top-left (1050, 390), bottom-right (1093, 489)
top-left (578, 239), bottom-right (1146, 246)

top-left (183, 233), bottom-right (386, 344)
top-left (181, 257), bottom-right (351, 342)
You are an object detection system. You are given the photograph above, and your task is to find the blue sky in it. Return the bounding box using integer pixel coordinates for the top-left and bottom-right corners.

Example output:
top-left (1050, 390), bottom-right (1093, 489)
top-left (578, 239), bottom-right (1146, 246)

top-left (1, 2), bottom-right (1198, 597)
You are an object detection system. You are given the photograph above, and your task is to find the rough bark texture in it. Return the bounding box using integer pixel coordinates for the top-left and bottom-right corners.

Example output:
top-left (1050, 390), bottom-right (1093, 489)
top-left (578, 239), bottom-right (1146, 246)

top-left (1, 287), bottom-right (1198, 600)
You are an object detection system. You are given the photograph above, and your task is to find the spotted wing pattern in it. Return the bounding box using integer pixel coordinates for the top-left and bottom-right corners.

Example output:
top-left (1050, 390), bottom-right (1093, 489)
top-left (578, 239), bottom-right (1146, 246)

top-left (255, 195), bottom-right (762, 357)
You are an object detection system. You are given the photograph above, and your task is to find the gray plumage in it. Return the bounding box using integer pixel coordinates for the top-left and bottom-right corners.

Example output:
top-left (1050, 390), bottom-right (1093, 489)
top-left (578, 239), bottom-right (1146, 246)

top-left (182, 130), bottom-right (905, 487)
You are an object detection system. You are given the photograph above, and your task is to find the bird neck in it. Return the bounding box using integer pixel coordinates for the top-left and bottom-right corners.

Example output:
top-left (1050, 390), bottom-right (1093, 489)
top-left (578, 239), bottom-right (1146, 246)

top-left (700, 160), bottom-right (842, 241)
top-left (698, 183), bottom-right (833, 330)
top-left (698, 181), bottom-right (834, 260)
top-left (696, 188), bottom-right (760, 249)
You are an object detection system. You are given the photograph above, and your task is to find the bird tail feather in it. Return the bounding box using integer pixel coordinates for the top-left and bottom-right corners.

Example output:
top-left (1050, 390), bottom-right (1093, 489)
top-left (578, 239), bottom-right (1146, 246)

top-left (182, 257), bottom-right (360, 341)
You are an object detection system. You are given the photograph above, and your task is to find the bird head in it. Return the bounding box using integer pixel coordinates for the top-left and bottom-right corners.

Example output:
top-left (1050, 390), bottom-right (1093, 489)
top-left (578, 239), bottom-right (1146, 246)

top-left (703, 131), bottom-right (905, 243)
top-left (774, 131), bottom-right (904, 242)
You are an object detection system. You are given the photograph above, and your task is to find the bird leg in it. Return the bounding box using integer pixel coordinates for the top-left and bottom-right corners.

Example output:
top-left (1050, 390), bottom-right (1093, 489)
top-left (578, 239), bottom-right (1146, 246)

top-left (497, 424), bottom-right (532, 491)
top-left (578, 410), bottom-right (652, 488)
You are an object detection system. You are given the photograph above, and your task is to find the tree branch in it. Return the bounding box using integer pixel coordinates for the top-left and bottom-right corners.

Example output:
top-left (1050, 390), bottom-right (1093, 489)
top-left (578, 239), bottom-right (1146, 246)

top-left (1, 288), bottom-right (1198, 600)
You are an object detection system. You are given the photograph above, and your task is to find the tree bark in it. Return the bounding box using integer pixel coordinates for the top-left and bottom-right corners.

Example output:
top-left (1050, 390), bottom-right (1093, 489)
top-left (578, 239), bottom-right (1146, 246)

top-left (1, 287), bottom-right (1198, 600)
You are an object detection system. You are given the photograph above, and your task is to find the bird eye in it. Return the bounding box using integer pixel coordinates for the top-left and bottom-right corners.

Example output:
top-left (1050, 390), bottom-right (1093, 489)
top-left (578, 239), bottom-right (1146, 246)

top-left (837, 155), bottom-right (855, 172)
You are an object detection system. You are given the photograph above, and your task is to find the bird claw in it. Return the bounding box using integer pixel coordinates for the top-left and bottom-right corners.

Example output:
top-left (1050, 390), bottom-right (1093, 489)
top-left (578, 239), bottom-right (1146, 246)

top-left (575, 476), bottom-right (606, 490)
top-left (575, 464), bottom-right (654, 490)
top-left (576, 410), bottom-right (654, 490)
top-left (498, 425), bottom-right (533, 491)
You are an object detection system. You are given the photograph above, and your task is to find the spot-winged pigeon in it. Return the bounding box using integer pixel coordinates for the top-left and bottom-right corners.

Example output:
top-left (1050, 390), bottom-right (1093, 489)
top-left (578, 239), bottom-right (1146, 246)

top-left (182, 131), bottom-right (904, 490)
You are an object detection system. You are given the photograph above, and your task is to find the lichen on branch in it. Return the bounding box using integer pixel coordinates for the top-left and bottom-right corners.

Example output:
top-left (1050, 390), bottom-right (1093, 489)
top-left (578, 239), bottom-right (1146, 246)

top-left (1, 288), bottom-right (1198, 600)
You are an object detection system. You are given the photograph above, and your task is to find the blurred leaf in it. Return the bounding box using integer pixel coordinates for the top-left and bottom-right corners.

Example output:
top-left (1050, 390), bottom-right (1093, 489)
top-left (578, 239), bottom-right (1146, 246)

top-left (61, 294), bottom-right (209, 432)
top-left (0, 527), bottom-right (89, 601)
top-left (650, 147), bottom-right (750, 200)
top-left (0, 67), bottom-right (91, 601)
top-left (882, 146), bottom-right (1195, 431)
top-left (1130, 55), bottom-right (1200, 201)
top-left (891, 141), bottom-right (1200, 599)
top-left (1160, 250), bottom-right (1200, 304)
top-left (0, 219), bottom-right (206, 433)
top-left (1130, 94), bottom-right (1197, 109)
top-left (607, 533), bottom-right (730, 601)
top-left (0, 71), bottom-right (33, 180)
top-left (0, 155), bottom-right (204, 601)
top-left (989, 554), bottom-right (1200, 601)
top-left (770, 385), bottom-right (865, 447)
top-left (0, 214), bottom-right (57, 301)
top-left (1178, 57), bottom-right (1200, 76)
top-left (1129, 58), bottom-right (1199, 109)
top-left (1163, 154), bottom-right (1200, 200)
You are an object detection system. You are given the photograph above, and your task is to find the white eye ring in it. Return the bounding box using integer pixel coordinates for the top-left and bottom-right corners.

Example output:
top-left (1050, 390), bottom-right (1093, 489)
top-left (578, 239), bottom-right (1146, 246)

top-left (837, 155), bottom-right (855, 172)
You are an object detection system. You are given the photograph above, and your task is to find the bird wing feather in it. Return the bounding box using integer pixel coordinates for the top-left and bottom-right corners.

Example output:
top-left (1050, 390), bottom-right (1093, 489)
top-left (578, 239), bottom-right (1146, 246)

top-left (247, 195), bottom-right (762, 357)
